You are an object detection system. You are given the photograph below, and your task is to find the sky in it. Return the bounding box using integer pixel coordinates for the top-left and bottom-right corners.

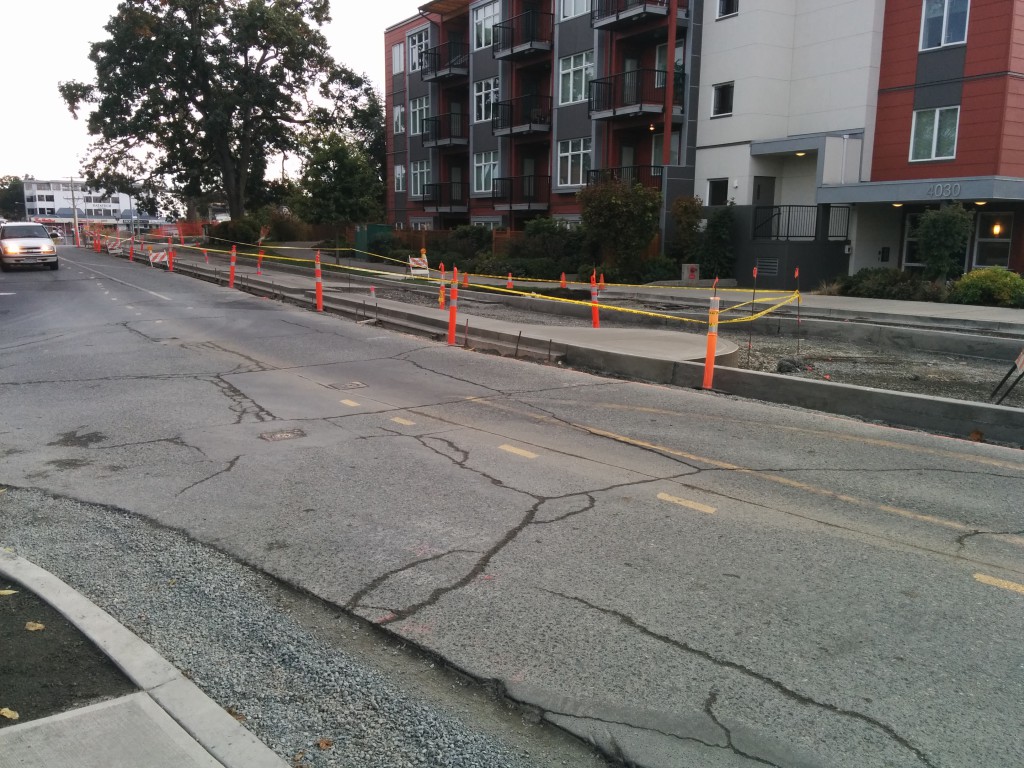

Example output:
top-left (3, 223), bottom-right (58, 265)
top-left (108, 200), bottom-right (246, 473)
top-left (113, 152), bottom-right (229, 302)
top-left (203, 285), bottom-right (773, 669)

top-left (0, 0), bottom-right (425, 181)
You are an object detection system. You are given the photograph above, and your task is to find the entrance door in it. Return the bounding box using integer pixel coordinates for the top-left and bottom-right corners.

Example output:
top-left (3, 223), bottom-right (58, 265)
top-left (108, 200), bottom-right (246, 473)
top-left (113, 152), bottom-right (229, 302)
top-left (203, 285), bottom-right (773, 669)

top-left (623, 57), bottom-right (639, 105)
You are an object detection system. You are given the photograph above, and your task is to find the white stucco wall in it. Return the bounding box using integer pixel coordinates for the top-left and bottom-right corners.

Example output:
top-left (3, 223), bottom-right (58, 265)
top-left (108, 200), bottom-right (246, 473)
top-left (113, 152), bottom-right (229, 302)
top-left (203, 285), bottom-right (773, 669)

top-left (848, 204), bottom-right (905, 274)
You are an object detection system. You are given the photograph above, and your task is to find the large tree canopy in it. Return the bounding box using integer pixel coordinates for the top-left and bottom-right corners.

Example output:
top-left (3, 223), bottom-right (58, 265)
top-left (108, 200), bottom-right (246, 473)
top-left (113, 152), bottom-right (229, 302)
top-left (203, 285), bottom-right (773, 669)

top-left (59, 0), bottom-right (374, 220)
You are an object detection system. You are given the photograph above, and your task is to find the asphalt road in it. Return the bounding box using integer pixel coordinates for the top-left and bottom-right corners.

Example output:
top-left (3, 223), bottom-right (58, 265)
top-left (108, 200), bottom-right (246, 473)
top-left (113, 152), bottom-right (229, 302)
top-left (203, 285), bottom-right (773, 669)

top-left (1, 248), bottom-right (1022, 768)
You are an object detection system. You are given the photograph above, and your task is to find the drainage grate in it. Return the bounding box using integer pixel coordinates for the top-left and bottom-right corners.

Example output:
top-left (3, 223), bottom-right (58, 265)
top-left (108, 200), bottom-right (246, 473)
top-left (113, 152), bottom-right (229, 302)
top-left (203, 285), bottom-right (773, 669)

top-left (259, 428), bottom-right (306, 442)
top-left (330, 381), bottom-right (367, 390)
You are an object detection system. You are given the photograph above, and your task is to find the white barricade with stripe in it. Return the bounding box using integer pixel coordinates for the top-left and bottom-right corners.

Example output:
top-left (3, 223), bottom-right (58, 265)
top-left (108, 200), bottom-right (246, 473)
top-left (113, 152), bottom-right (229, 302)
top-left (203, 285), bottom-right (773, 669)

top-left (408, 255), bottom-right (429, 277)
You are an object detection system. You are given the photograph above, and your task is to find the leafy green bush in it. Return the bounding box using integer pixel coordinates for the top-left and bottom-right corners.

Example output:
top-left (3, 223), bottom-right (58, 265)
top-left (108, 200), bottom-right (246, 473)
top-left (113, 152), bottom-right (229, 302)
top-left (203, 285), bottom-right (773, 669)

top-left (947, 268), bottom-right (1024, 307)
top-left (507, 218), bottom-right (590, 275)
top-left (837, 268), bottom-right (946, 301)
top-left (210, 217), bottom-right (261, 248)
top-left (268, 212), bottom-right (311, 242)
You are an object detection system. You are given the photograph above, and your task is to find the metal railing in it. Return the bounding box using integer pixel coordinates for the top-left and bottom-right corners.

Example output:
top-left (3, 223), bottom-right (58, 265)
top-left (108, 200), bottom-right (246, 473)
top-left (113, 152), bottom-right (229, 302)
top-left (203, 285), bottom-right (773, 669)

top-left (589, 69), bottom-right (684, 114)
top-left (422, 113), bottom-right (470, 146)
top-left (752, 205), bottom-right (851, 240)
top-left (585, 166), bottom-right (664, 190)
top-left (492, 95), bottom-right (552, 134)
top-left (420, 41), bottom-right (469, 79)
top-left (494, 10), bottom-right (553, 56)
top-left (422, 182), bottom-right (468, 209)
top-left (592, 0), bottom-right (668, 25)
top-left (493, 175), bottom-right (551, 208)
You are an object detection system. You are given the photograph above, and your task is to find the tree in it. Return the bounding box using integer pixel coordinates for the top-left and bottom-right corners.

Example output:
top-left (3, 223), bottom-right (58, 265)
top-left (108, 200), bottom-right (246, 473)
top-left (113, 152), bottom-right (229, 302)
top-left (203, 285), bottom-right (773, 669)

top-left (0, 176), bottom-right (25, 220)
top-left (697, 202), bottom-right (736, 279)
top-left (577, 181), bottom-right (662, 270)
top-left (914, 203), bottom-right (974, 281)
top-left (292, 131), bottom-right (383, 233)
top-left (59, 0), bottom-right (371, 220)
top-left (668, 195), bottom-right (704, 263)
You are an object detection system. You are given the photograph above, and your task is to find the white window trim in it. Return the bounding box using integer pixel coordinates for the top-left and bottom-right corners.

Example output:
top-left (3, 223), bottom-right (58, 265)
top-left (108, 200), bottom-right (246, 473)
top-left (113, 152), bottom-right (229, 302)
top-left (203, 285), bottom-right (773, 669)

top-left (474, 77), bottom-right (500, 123)
top-left (909, 106), bottom-right (959, 162)
top-left (473, 2), bottom-right (499, 51)
top-left (561, 0), bottom-right (590, 20)
top-left (973, 212), bottom-right (1013, 268)
top-left (410, 96), bottom-right (430, 136)
top-left (408, 29), bottom-right (429, 71)
top-left (717, 0), bottom-right (738, 19)
top-left (559, 51), bottom-right (594, 106)
top-left (410, 160), bottom-right (431, 198)
top-left (393, 105), bottom-right (405, 134)
top-left (557, 137), bottom-right (591, 187)
top-left (473, 151), bottom-right (499, 193)
top-left (712, 82), bottom-right (734, 117)
top-left (394, 164), bottom-right (406, 193)
top-left (392, 43), bottom-right (405, 74)
top-left (919, 0), bottom-right (969, 52)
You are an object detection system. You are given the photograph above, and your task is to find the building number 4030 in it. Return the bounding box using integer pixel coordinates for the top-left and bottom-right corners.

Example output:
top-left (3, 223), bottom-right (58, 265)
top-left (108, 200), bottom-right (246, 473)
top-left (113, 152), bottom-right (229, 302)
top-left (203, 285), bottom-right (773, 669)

top-left (925, 182), bottom-right (962, 198)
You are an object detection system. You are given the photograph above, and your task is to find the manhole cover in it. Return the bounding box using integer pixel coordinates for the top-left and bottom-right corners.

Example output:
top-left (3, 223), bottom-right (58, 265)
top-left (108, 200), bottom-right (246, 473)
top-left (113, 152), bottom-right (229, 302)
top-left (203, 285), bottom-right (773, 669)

top-left (330, 381), bottom-right (367, 390)
top-left (259, 429), bottom-right (306, 442)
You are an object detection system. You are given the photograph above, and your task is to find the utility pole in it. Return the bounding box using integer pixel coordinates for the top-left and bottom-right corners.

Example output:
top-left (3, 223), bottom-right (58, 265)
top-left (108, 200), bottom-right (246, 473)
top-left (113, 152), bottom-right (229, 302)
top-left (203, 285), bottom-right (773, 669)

top-left (70, 177), bottom-right (81, 247)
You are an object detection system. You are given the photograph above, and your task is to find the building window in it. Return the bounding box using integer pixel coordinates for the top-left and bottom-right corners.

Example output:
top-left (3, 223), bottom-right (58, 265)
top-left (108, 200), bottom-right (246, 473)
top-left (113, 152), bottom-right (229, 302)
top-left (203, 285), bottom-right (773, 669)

top-left (559, 50), bottom-right (594, 105)
top-left (410, 96), bottom-right (429, 135)
top-left (474, 151), bottom-right (499, 193)
top-left (395, 165), bottom-right (406, 193)
top-left (920, 0), bottom-right (968, 51)
top-left (392, 43), bottom-right (405, 74)
top-left (474, 77), bottom-right (499, 123)
top-left (718, 0), bottom-right (738, 17)
top-left (408, 29), bottom-right (428, 71)
top-left (471, 218), bottom-right (502, 231)
top-left (562, 0), bottom-right (590, 19)
top-left (410, 160), bottom-right (431, 197)
top-left (393, 105), bottom-right (405, 134)
top-left (707, 179), bottom-right (729, 205)
top-left (473, 2), bottom-right (499, 50)
top-left (911, 106), bottom-right (958, 161)
top-left (712, 82), bottom-right (734, 116)
top-left (558, 137), bottom-right (591, 186)
top-left (974, 213), bottom-right (1013, 268)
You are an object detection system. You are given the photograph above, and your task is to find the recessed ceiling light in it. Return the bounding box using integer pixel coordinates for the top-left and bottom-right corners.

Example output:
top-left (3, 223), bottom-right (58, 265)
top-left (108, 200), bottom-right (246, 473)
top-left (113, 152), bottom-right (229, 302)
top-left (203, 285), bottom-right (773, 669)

top-left (795, 151), bottom-right (806, 157)
top-left (892, 202), bottom-right (903, 207)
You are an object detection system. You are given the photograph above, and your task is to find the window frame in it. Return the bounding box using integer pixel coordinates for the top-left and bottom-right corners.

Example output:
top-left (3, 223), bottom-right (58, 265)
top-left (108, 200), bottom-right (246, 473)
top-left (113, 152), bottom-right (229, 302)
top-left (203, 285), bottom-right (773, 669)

top-left (408, 29), bottom-right (429, 71)
top-left (920, 0), bottom-right (969, 51)
top-left (393, 104), bottom-right (405, 134)
top-left (394, 164), bottom-right (406, 193)
top-left (410, 159), bottom-right (431, 198)
top-left (561, 0), bottom-right (590, 20)
top-left (557, 137), bottom-right (591, 187)
top-left (910, 106), bottom-right (959, 162)
top-left (717, 0), bottom-right (738, 18)
top-left (707, 178), bottom-right (729, 206)
top-left (410, 95), bottom-right (430, 135)
top-left (473, 150), bottom-right (499, 194)
top-left (392, 42), bottom-right (405, 75)
top-left (473, 1), bottom-right (499, 51)
top-left (559, 50), bottom-right (594, 106)
top-left (474, 77), bottom-right (500, 123)
top-left (712, 82), bottom-right (734, 117)
top-left (973, 212), bottom-right (1013, 268)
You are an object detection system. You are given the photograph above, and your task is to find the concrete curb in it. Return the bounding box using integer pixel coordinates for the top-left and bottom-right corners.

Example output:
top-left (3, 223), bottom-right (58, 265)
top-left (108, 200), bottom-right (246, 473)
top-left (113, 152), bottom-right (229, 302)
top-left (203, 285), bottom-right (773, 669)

top-left (0, 551), bottom-right (288, 768)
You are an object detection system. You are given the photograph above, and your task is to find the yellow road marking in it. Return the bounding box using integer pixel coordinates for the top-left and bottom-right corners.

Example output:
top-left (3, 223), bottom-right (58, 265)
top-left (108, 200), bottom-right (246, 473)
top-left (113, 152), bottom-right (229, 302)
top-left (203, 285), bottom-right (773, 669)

top-left (340, 399), bottom-right (360, 407)
top-left (974, 573), bottom-right (1024, 595)
top-left (657, 492), bottom-right (716, 515)
top-left (500, 444), bottom-right (538, 459)
top-left (391, 417), bottom-right (416, 426)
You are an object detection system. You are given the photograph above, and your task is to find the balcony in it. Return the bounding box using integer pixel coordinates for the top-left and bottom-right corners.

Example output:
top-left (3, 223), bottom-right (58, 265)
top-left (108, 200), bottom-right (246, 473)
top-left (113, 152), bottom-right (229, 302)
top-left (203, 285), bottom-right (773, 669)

top-left (493, 11), bottom-right (553, 60)
top-left (589, 69), bottom-right (684, 120)
top-left (752, 205), bottom-right (851, 241)
top-left (422, 113), bottom-right (470, 148)
top-left (591, 0), bottom-right (669, 30)
top-left (422, 182), bottom-right (469, 213)
top-left (586, 165), bottom-right (664, 191)
top-left (493, 175), bottom-right (551, 211)
top-left (492, 95), bottom-right (552, 136)
top-left (420, 41), bottom-right (469, 81)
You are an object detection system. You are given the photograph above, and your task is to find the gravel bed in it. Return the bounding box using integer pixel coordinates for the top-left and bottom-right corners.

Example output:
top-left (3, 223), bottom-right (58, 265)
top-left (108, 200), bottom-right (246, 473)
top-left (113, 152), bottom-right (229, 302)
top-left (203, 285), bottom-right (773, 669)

top-left (0, 488), bottom-right (605, 768)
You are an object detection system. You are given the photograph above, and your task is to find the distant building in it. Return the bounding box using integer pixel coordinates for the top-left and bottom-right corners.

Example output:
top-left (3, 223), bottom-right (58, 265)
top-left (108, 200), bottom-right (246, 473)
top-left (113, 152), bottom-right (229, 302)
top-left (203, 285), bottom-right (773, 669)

top-left (21, 178), bottom-right (159, 233)
top-left (384, 0), bottom-right (1024, 287)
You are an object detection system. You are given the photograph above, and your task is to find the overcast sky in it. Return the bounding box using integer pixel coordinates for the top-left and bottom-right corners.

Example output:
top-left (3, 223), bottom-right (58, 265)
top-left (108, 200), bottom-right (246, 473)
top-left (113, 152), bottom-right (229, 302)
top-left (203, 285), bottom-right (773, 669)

top-left (0, 0), bottom-right (424, 181)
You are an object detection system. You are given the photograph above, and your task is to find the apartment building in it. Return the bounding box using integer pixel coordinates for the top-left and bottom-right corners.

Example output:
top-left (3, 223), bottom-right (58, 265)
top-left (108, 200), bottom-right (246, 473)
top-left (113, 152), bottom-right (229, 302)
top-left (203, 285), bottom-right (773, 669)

top-left (20, 179), bottom-right (154, 233)
top-left (385, 0), bottom-right (1024, 287)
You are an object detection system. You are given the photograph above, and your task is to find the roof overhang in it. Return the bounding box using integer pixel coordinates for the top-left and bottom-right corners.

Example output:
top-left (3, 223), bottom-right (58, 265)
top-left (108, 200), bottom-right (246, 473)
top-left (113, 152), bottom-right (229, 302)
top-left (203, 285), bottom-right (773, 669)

top-left (419, 0), bottom-right (468, 19)
top-left (818, 177), bottom-right (1024, 205)
top-left (750, 136), bottom-right (827, 157)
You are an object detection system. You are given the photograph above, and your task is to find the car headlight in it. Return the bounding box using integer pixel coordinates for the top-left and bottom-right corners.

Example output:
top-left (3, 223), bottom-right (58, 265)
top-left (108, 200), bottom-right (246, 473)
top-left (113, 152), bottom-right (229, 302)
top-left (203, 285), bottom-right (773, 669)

top-left (42, 245), bottom-right (56, 255)
top-left (2, 244), bottom-right (21, 255)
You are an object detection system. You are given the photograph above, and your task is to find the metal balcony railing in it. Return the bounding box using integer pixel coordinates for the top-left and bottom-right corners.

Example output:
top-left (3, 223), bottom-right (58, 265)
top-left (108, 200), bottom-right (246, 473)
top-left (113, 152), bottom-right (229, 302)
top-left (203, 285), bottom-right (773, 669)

top-left (492, 95), bottom-right (552, 135)
top-left (420, 41), bottom-right (469, 80)
top-left (588, 69), bottom-right (684, 117)
top-left (752, 205), bottom-right (851, 240)
top-left (422, 182), bottom-right (469, 211)
top-left (422, 113), bottom-right (470, 147)
top-left (493, 11), bottom-right (553, 58)
top-left (585, 165), bottom-right (664, 191)
top-left (592, 0), bottom-right (669, 27)
top-left (493, 175), bottom-right (551, 210)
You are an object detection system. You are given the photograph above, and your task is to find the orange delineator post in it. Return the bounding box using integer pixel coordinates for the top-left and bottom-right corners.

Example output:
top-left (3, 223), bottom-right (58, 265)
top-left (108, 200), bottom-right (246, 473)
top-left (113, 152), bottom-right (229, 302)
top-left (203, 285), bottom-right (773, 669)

top-left (203, 248), bottom-right (208, 264)
top-left (462, 272), bottom-right (468, 287)
top-left (314, 250), bottom-right (323, 312)
top-left (599, 274), bottom-right (606, 292)
top-left (447, 278), bottom-right (458, 346)
top-left (228, 245), bottom-right (237, 288)
top-left (506, 272), bottom-right (513, 290)
top-left (128, 238), bottom-right (135, 262)
top-left (702, 296), bottom-right (721, 390)
top-left (560, 272), bottom-right (567, 289)
top-left (438, 282), bottom-right (446, 310)
top-left (168, 248), bottom-right (175, 272)
top-left (257, 249), bottom-right (263, 276)
top-left (439, 262), bottom-right (445, 283)
top-left (590, 271), bottom-right (600, 329)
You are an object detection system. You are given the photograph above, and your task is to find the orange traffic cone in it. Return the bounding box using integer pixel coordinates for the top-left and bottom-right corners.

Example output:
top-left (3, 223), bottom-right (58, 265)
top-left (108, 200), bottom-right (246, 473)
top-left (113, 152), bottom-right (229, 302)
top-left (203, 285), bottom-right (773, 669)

top-left (506, 272), bottom-right (513, 289)
top-left (560, 272), bottom-right (567, 289)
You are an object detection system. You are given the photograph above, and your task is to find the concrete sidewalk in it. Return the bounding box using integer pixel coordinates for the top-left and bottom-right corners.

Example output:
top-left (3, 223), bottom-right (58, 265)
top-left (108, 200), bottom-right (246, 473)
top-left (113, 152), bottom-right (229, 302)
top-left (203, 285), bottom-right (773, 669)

top-left (0, 552), bottom-right (288, 768)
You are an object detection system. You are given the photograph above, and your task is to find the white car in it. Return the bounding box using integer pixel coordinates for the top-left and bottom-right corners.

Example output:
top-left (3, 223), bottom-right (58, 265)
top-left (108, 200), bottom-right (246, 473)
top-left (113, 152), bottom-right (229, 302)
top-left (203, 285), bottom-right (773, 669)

top-left (0, 222), bottom-right (59, 271)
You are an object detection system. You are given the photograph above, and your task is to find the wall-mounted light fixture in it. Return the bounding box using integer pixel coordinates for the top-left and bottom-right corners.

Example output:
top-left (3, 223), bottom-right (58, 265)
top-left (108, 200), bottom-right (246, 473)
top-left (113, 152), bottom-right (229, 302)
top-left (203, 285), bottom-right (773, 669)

top-left (795, 151), bottom-right (806, 157)
top-left (648, 123), bottom-right (656, 132)
top-left (975, 201), bottom-right (987, 206)
top-left (892, 202), bottom-right (903, 207)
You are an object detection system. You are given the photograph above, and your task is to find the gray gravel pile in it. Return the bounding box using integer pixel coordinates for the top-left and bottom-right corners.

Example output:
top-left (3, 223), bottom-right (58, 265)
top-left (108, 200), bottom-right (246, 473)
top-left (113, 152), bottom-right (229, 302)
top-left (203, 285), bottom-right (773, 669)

top-left (0, 487), bottom-right (587, 768)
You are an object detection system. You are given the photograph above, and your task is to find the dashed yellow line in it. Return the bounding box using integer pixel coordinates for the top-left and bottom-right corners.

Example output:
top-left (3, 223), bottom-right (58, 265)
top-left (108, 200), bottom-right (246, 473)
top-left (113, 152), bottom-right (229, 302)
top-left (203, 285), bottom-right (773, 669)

top-left (974, 573), bottom-right (1024, 595)
top-left (391, 417), bottom-right (416, 426)
top-left (340, 399), bottom-right (360, 407)
top-left (500, 444), bottom-right (538, 459)
top-left (657, 492), bottom-right (716, 515)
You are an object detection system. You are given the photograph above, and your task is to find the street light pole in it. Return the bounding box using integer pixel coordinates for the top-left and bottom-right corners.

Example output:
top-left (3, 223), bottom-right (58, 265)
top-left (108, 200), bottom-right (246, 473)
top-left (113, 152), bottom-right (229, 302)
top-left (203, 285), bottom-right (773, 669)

top-left (70, 178), bottom-right (81, 247)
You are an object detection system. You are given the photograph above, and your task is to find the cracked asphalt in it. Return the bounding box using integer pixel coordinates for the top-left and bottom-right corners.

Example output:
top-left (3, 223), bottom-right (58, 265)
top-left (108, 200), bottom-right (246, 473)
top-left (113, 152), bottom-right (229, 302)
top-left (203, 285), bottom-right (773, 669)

top-left (1, 248), bottom-right (1023, 767)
